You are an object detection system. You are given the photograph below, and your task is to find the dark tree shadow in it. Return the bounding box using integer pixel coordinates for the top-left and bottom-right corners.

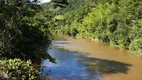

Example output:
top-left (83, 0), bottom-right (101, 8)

top-left (75, 53), bottom-right (132, 75)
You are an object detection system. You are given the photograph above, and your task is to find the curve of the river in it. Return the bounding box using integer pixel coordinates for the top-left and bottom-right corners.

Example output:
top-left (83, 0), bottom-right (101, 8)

top-left (41, 35), bottom-right (142, 80)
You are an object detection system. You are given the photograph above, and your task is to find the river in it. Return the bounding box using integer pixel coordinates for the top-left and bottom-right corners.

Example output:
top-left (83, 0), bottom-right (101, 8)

top-left (41, 35), bottom-right (142, 80)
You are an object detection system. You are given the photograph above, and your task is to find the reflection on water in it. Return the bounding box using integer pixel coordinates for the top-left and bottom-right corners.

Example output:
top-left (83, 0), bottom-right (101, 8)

top-left (41, 41), bottom-right (101, 80)
top-left (41, 37), bottom-right (132, 80)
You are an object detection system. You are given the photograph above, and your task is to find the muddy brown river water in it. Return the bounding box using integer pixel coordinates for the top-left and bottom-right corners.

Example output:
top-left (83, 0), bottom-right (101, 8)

top-left (41, 35), bottom-right (142, 80)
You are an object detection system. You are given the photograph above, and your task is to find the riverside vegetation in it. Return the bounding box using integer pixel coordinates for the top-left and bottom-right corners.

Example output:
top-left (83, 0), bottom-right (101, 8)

top-left (42, 0), bottom-right (142, 54)
top-left (0, 0), bottom-right (59, 79)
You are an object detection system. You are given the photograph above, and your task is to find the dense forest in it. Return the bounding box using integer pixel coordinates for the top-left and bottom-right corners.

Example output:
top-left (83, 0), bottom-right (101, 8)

top-left (42, 0), bottom-right (142, 54)
top-left (0, 0), bottom-right (142, 79)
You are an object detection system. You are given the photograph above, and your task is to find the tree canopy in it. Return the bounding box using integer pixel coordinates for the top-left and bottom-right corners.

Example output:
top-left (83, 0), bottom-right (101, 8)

top-left (42, 0), bottom-right (142, 54)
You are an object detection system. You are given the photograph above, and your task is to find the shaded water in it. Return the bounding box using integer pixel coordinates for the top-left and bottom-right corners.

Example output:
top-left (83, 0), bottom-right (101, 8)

top-left (41, 35), bottom-right (142, 80)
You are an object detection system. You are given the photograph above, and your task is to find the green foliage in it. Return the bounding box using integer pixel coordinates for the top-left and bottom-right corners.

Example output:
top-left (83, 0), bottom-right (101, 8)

top-left (129, 38), bottom-right (142, 54)
top-left (0, 0), bottom-right (55, 62)
top-left (54, 15), bottom-right (65, 20)
top-left (43, 0), bottom-right (142, 54)
top-left (0, 59), bottom-right (39, 80)
top-left (82, 2), bottom-right (115, 40)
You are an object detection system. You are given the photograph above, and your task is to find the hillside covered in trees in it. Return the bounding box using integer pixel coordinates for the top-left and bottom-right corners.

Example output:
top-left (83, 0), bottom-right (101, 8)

top-left (42, 0), bottom-right (142, 54)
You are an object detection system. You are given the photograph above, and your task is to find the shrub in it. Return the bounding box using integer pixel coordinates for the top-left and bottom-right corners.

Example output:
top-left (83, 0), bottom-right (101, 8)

top-left (129, 38), bottom-right (142, 54)
top-left (0, 59), bottom-right (40, 80)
